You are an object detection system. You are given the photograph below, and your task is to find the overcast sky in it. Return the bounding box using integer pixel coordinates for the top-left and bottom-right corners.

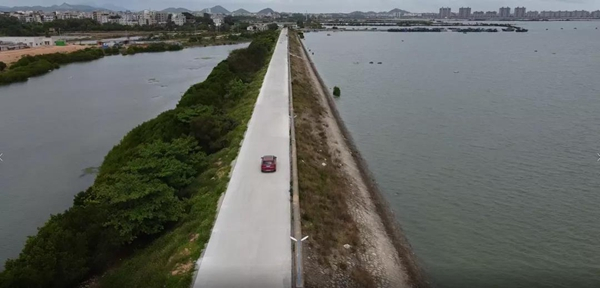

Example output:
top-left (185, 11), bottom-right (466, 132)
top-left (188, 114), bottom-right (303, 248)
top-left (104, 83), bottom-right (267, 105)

top-left (0, 0), bottom-right (598, 13)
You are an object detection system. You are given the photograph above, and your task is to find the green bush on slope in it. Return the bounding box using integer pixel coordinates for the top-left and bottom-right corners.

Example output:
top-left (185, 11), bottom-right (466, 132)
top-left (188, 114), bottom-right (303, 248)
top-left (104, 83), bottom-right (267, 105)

top-left (0, 30), bottom-right (278, 288)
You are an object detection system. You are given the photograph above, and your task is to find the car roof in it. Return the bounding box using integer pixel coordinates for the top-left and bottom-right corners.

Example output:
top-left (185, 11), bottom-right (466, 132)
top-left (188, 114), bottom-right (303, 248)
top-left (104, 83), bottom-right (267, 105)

top-left (262, 155), bottom-right (276, 161)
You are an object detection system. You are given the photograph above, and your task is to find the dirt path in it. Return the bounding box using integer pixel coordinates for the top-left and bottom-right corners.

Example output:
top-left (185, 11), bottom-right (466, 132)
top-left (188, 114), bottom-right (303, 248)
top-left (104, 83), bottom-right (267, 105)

top-left (290, 32), bottom-right (427, 288)
top-left (0, 45), bottom-right (87, 65)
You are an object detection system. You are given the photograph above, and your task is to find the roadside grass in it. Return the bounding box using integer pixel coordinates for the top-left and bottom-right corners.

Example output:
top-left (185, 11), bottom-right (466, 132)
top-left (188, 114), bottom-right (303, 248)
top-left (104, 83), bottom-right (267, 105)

top-left (289, 31), bottom-right (367, 285)
top-left (97, 67), bottom-right (268, 288)
top-left (183, 37), bottom-right (252, 48)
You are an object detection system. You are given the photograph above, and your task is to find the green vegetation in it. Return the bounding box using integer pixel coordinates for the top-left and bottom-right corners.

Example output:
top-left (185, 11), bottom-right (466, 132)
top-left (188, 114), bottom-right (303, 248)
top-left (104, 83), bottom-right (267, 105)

top-left (267, 23), bottom-right (279, 30)
top-left (0, 43), bottom-right (186, 86)
top-left (0, 30), bottom-right (279, 288)
top-left (186, 32), bottom-right (255, 47)
top-left (0, 48), bottom-right (108, 85)
top-left (123, 42), bottom-right (183, 55)
top-left (0, 61), bottom-right (6, 72)
top-left (333, 86), bottom-right (341, 97)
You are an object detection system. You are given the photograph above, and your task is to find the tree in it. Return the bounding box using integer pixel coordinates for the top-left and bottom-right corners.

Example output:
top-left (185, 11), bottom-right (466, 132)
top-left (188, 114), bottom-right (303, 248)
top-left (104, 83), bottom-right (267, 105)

top-left (190, 111), bottom-right (237, 153)
top-left (0, 61), bottom-right (6, 72)
top-left (224, 16), bottom-right (235, 26)
top-left (267, 23), bottom-right (279, 30)
top-left (92, 137), bottom-right (204, 243)
top-left (94, 174), bottom-right (183, 243)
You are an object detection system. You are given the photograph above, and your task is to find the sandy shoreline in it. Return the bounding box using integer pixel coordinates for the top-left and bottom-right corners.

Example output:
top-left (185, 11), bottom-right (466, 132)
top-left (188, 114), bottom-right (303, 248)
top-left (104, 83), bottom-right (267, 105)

top-left (0, 45), bottom-right (87, 65)
top-left (292, 32), bottom-right (428, 287)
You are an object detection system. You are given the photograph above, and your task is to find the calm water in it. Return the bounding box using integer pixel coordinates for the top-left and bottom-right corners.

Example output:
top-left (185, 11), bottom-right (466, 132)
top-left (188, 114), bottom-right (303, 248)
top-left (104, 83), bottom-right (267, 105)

top-left (0, 43), bottom-right (246, 267)
top-left (305, 21), bottom-right (600, 288)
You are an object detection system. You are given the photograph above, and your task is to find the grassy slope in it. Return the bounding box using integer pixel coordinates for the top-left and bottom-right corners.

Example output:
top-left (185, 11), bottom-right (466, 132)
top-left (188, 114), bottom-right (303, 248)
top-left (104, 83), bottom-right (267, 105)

top-left (97, 62), bottom-right (269, 288)
top-left (289, 31), bottom-right (377, 287)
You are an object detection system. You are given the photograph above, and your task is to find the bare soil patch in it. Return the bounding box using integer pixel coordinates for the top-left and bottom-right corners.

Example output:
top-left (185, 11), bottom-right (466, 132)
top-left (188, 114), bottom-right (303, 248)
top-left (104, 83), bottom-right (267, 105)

top-left (0, 45), bottom-right (87, 65)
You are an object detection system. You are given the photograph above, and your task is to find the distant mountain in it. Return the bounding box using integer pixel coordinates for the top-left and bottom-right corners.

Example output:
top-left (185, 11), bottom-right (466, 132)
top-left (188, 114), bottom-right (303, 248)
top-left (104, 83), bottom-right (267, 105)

top-left (232, 8), bottom-right (251, 15)
top-left (161, 7), bottom-right (192, 13)
top-left (100, 3), bottom-right (129, 12)
top-left (347, 9), bottom-right (409, 15)
top-left (257, 8), bottom-right (275, 15)
top-left (389, 8), bottom-right (410, 14)
top-left (0, 2), bottom-right (120, 12)
top-left (201, 5), bottom-right (230, 14)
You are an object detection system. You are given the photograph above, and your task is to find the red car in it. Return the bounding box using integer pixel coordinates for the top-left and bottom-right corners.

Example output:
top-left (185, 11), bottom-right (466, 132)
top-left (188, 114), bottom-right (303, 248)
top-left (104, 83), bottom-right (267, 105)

top-left (261, 155), bottom-right (277, 173)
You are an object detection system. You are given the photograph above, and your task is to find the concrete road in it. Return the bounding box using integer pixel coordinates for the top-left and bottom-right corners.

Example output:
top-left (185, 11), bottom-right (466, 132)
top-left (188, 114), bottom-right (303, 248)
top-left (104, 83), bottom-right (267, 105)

top-left (193, 29), bottom-right (291, 288)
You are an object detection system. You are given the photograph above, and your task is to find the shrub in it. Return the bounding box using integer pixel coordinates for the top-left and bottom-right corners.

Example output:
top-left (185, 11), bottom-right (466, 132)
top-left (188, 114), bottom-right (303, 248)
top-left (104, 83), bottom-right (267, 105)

top-left (0, 30), bottom-right (279, 287)
top-left (333, 86), bottom-right (341, 97)
top-left (0, 61), bottom-right (6, 71)
top-left (124, 43), bottom-right (183, 55)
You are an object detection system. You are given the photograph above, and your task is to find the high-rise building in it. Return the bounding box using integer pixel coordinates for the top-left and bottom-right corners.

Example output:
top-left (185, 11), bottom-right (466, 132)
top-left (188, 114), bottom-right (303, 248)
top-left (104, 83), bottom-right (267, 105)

top-left (92, 11), bottom-right (101, 22)
top-left (593, 10), bottom-right (600, 18)
top-left (514, 7), bottom-right (526, 18)
top-left (485, 11), bottom-right (498, 18)
top-left (154, 12), bottom-right (169, 24)
top-left (439, 7), bottom-right (451, 18)
top-left (526, 11), bottom-right (539, 19)
top-left (458, 7), bottom-right (472, 19)
top-left (472, 11), bottom-right (485, 18)
top-left (571, 10), bottom-right (590, 18)
top-left (499, 7), bottom-right (511, 18)
top-left (139, 10), bottom-right (156, 26)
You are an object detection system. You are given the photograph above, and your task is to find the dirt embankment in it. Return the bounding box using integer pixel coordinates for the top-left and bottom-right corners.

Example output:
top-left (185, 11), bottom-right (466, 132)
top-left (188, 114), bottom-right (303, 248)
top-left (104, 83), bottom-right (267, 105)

top-left (289, 31), bottom-right (428, 288)
top-left (0, 45), bottom-right (87, 65)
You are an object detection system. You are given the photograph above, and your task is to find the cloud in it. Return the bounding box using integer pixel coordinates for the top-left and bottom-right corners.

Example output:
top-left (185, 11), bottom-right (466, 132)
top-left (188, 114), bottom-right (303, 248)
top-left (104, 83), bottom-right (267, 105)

top-left (541, 0), bottom-right (587, 3)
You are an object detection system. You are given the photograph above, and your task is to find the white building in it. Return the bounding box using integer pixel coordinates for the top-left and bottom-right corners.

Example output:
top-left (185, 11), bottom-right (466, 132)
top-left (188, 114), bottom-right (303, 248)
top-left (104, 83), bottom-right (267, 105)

top-left (118, 13), bottom-right (138, 26)
top-left (211, 14), bottom-right (224, 26)
top-left (139, 10), bottom-right (156, 26)
top-left (171, 13), bottom-right (186, 26)
top-left (0, 37), bottom-right (54, 48)
top-left (43, 14), bottom-right (55, 22)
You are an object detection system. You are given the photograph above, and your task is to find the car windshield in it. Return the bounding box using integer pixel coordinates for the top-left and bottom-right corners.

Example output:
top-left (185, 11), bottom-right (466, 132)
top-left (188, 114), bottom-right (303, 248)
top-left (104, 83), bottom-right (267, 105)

top-left (263, 161), bottom-right (273, 165)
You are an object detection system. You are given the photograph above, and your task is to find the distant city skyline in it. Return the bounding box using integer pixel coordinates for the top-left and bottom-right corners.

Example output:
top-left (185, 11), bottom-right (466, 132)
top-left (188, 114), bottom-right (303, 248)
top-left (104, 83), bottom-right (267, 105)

top-left (0, 0), bottom-right (599, 13)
